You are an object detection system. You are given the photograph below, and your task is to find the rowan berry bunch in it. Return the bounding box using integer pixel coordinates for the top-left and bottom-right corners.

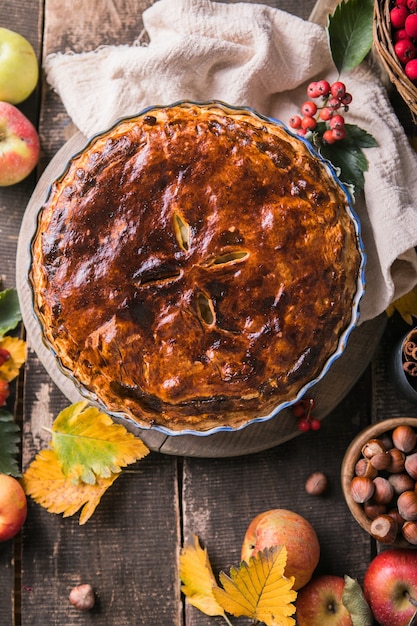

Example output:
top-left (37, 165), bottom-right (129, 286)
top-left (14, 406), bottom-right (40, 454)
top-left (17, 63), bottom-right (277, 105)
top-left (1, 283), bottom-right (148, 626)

top-left (292, 397), bottom-right (320, 432)
top-left (289, 79), bottom-right (353, 145)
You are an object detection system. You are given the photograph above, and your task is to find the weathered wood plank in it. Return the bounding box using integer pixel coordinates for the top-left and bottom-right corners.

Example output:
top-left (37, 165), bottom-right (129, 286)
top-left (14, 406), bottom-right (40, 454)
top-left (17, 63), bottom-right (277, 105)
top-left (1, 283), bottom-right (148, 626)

top-left (21, 454), bottom-right (181, 625)
top-left (20, 1), bottom-right (181, 625)
top-left (0, 2), bottom-right (43, 625)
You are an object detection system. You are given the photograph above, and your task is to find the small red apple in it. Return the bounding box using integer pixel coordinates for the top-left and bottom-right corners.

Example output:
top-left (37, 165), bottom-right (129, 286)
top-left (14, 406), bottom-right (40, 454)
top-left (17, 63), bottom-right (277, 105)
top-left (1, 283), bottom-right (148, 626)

top-left (0, 101), bottom-right (40, 186)
top-left (241, 509), bottom-right (320, 590)
top-left (0, 474), bottom-right (27, 541)
top-left (295, 575), bottom-right (353, 626)
top-left (363, 548), bottom-right (417, 626)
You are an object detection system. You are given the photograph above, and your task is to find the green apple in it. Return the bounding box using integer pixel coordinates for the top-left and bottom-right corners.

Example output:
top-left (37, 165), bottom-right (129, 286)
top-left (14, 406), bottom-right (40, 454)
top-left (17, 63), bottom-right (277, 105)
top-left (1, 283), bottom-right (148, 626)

top-left (0, 27), bottom-right (38, 104)
top-left (0, 474), bottom-right (27, 541)
top-left (241, 509), bottom-right (320, 590)
top-left (0, 101), bottom-right (40, 186)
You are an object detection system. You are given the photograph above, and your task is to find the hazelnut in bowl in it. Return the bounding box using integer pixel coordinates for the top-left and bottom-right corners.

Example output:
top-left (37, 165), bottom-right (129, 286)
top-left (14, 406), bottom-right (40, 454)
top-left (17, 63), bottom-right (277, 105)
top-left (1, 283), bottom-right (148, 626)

top-left (341, 418), bottom-right (417, 548)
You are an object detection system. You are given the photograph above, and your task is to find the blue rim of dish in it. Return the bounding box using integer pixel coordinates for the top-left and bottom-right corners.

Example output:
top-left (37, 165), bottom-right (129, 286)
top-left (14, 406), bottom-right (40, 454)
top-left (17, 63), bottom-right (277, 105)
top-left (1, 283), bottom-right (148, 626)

top-left (28, 99), bottom-right (366, 438)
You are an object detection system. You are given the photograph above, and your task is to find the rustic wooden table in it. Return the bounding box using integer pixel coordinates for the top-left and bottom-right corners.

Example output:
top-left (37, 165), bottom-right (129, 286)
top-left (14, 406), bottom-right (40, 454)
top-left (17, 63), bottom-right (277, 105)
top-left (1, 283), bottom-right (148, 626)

top-left (2, 1), bottom-right (417, 625)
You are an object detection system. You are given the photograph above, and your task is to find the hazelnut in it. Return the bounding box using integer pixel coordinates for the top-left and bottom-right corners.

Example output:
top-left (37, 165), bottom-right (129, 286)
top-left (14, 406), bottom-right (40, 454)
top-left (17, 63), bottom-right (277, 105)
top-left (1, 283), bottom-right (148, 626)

top-left (405, 452), bottom-right (417, 481)
top-left (350, 476), bottom-right (375, 503)
top-left (392, 425), bottom-right (417, 453)
top-left (397, 490), bottom-right (417, 521)
top-left (370, 514), bottom-right (398, 544)
top-left (372, 476), bottom-right (395, 505)
top-left (69, 584), bottom-right (95, 611)
top-left (363, 500), bottom-right (387, 520)
top-left (379, 433), bottom-right (393, 450)
top-left (387, 447), bottom-right (406, 474)
top-left (354, 457), bottom-right (378, 479)
top-left (305, 471), bottom-right (328, 496)
top-left (402, 520), bottom-right (417, 545)
top-left (387, 508), bottom-right (405, 527)
top-left (361, 438), bottom-right (386, 459)
top-left (370, 451), bottom-right (391, 471)
top-left (388, 472), bottom-right (415, 495)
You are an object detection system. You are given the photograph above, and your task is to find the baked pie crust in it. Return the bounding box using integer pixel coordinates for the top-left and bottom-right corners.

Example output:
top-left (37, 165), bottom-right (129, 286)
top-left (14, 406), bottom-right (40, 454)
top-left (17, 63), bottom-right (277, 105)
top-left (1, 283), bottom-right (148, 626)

top-left (30, 102), bottom-right (363, 433)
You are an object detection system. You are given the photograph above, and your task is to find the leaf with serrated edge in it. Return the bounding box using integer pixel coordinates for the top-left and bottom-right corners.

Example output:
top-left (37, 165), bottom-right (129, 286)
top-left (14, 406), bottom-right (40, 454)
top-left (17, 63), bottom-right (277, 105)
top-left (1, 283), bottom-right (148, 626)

top-left (50, 401), bottom-right (149, 484)
top-left (22, 448), bottom-right (119, 524)
top-left (320, 142), bottom-right (368, 192)
top-left (342, 124), bottom-right (377, 149)
top-left (213, 545), bottom-right (297, 626)
top-left (342, 575), bottom-right (373, 626)
top-left (328, 0), bottom-right (374, 74)
top-left (313, 124), bottom-right (376, 194)
top-left (180, 534), bottom-right (225, 617)
top-left (0, 289), bottom-right (22, 338)
top-left (0, 409), bottom-right (21, 476)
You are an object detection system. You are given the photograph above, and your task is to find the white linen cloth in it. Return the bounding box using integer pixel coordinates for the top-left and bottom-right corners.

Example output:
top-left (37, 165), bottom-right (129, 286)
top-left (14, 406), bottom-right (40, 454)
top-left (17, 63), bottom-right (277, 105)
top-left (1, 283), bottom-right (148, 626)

top-left (43, 0), bottom-right (417, 323)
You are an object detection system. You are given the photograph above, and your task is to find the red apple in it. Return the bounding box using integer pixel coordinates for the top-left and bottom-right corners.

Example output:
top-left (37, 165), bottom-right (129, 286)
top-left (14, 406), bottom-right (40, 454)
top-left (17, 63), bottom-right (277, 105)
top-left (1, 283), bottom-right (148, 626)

top-left (0, 474), bottom-right (27, 541)
top-left (241, 509), bottom-right (320, 590)
top-left (296, 575), bottom-right (353, 626)
top-left (0, 101), bottom-right (40, 186)
top-left (363, 548), bottom-right (417, 626)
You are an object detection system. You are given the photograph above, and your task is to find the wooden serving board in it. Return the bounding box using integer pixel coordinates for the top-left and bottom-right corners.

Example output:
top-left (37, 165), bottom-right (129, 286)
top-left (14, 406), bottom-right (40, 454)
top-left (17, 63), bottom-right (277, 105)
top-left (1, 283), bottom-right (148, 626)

top-left (16, 130), bottom-right (387, 458)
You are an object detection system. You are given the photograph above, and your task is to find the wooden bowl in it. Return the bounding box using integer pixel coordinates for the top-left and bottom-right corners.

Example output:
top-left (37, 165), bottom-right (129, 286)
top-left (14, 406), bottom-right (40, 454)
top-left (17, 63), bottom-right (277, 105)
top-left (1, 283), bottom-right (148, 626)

top-left (341, 417), bottom-right (417, 548)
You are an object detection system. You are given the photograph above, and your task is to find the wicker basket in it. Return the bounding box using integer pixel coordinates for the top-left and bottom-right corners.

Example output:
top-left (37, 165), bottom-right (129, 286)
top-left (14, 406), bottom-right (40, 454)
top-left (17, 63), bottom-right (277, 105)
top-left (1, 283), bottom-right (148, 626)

top-left (374, 0), bottom-right (417, 120)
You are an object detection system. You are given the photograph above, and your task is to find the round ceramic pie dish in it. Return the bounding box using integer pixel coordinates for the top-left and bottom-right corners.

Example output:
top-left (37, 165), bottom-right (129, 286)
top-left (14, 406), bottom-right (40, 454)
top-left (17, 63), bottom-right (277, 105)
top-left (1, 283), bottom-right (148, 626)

top-left (27, 100), bottom-right (366, 437)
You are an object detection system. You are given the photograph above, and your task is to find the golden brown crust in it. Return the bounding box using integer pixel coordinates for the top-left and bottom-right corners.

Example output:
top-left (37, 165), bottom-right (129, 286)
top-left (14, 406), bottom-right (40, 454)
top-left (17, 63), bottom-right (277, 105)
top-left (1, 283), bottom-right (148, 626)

top-left (30, 103), bottom-right (361, 432)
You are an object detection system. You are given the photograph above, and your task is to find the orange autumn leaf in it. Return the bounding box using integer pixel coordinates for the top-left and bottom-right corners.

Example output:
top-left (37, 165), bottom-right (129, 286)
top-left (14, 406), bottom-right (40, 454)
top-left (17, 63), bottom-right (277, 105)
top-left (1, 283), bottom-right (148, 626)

top-left (180, 534), bottom-right (225, 618)
top-left (22, 448), bottom-right (119, 525)
top-left (213, 545), bottom-right (297, 626)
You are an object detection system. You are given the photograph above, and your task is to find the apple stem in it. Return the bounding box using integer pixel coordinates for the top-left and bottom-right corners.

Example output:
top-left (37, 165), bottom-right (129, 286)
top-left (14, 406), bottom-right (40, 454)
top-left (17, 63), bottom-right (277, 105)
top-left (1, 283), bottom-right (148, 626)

top-left (406, 591), bottom-right (417, 609)
top-left (408, 608), bottom-right (417, 626)
top-left (222, 615), bottom-right (234, 626)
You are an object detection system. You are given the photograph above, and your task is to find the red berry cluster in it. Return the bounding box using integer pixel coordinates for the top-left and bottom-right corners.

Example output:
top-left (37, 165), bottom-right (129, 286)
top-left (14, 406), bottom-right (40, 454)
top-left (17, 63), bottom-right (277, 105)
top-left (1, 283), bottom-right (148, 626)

top-left (391, 0), bottom-right (417, 82)
top-left (289, 80), bottom-right (352, 144)
top-left (292, 397), bottom-right (320, 432)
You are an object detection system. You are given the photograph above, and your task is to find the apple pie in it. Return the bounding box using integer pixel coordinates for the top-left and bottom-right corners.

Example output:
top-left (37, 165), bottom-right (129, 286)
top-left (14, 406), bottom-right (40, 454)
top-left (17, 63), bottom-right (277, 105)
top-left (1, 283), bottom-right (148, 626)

top-left (30, 102), bottom-right (363, 433)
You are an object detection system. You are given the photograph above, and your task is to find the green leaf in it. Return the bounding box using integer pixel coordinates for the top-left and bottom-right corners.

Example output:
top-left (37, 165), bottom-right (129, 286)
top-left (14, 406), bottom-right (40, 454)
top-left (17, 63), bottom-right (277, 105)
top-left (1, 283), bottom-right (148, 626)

top-left (0, 289), bottom-right (22, 338)
top-left (317, 124), bottom-right (377, 194)
top-left (0, 409), bottom-right (21, 476)
top-left (342, 575), bottom-right (373, 626)
top-left (327, 0), bottom-right (374, 74)
top-left (343, 124), bottom-right (378, 149)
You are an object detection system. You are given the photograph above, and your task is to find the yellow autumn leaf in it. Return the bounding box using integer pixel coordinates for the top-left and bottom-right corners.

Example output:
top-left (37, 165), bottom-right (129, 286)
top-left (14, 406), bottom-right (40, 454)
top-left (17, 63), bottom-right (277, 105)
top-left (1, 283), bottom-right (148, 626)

top-left (180, 534), bottom-right (226, 618)
top-left (22, 448), bottom-right (119, 524)
top-left (50, 401), bottom-right (149, 484)
top-left (386, 285), bottom-right (417, 324)
top-left (213, 545), bottom-right (297, 626)
top-left (0, 336), bottom-right (26, 382)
